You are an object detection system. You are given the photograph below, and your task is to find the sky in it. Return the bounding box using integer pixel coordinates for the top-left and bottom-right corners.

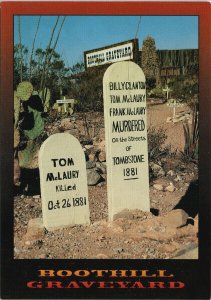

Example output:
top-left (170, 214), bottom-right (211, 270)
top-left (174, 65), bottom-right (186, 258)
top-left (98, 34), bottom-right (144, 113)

top-left (14, 16), bottom-right (198, 68)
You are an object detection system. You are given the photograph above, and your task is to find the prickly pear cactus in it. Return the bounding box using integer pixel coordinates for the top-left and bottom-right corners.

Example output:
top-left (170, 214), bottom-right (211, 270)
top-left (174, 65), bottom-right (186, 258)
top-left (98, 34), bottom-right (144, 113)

top-left (23, 106), bottom-right (44, 140)
top-left (32, 90), bottom-right (39, 96)
top-left (14, 91), bottom-right (20, 127)
top-left (17, 81), bottom-right (33, 101)
top-left (18, 140), bottom-right (40, 169)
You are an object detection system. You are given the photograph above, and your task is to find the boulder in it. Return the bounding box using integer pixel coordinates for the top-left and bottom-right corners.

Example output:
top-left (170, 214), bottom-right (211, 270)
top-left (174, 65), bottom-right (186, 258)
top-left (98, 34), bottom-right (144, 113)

top-left (161, 209), bottom-right (189, 228)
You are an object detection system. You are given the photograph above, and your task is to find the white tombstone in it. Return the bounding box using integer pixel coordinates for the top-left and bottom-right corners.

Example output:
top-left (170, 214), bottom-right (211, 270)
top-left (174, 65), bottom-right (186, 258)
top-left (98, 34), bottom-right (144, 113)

top-left (39, 133), bottom-right (90, 229)
top-left (103, 61), bottom-right (150, 221)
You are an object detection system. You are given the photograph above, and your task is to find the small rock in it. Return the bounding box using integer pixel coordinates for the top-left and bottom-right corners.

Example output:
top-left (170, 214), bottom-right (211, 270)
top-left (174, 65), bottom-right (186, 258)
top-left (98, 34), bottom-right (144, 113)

top-left (23, 218), bottom-right (44, 242)
top-left (167, 170), bottom-right (175, 176)
top-left (113, 247), bottom-right (123, 254)
top-left (96, 162), bottom-right (106, 174)
top-left (86, 161), bottom-right (96, 169)
top-left (165, 184), bottom-right (175, 192)
top-left (98, 151), bottom-right (106, 162)
top-left (175, 175), bottom-right (182, 182)
top-left (80, 137), bottom-right (93, 146)
top-left (97, 235), bottom-right (106, 241)
top-left (96, 253), bottom-right (109, 259)
top-left (85, 145), bottom-right (94, 150)
top-left (66, 129), bottom-right (79, 136)
top-left (153, 184), bottom-right (164, 191)
top-left (157, 169), bottom-right (165, 177)
top-left (38, 254), bottom-right (46, 259)
top-left (97, 181), bottom-right (105, 187)
top-left (60, 118), bottom-right (74, 130)
top-left (87, 169), bottom-right (102, 186)
top-left (150, 162), bottom-right (165, 177)
top-left (33, 195), bottom-right (40, 199)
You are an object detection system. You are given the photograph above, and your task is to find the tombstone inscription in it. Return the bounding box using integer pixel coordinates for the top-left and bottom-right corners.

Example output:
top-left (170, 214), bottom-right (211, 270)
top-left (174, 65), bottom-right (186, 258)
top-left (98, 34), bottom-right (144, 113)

top-left (39, 133), bottom-right (90, 229)
top-left (103, 61), bottom-right (150, 220)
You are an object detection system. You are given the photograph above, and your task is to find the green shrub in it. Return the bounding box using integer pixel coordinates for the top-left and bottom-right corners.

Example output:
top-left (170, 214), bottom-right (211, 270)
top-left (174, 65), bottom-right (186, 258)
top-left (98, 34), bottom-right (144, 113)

top-left (147, 126), bottom-right (175, 162)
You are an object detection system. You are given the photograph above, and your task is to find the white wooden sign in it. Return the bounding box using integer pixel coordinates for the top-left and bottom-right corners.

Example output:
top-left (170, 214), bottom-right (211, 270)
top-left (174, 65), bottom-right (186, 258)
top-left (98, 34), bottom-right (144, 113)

top-left (56, 97), bottom-right (76, 113)
top-left (103, 61), bottom-right (150, 221)
top-left (39, 133), bottom-right (90, 229)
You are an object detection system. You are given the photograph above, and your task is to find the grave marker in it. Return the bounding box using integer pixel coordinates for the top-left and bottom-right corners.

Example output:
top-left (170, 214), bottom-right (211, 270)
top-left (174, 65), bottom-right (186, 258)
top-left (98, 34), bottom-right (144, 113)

top-left (56, 97), bottom-right (76, 114)
top-left (39, 133), bottom-right (90, 229)
top-left (103, 61), bottom-right (150, 220)
top-left (167, 99), bottom-right (184, 120)
top-left (163, 85), bottom-right (172, 100)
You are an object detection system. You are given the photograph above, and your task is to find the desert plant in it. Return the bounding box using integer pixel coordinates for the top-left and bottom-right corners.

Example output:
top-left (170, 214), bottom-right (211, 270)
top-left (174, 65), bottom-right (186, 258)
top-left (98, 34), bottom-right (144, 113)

top-left (18, 140), bottom-right (40, 169)
top-left (39, 87), bottom-right (51, 112)
top-left (16, 81), bottom-right (33, 101)
top-left (17, 93), bottom-right (45, 169)
top-left (182, 108), bottom-right (199, 162)
top-left (23, 106), bottom-right (45, 140)
top-left (148, 126), bottom-right (175, 162)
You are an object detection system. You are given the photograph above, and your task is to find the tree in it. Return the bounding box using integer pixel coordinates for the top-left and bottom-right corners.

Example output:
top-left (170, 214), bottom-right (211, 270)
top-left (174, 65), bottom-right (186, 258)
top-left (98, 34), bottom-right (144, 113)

top-left (141, 36), bottom-right (160, 88)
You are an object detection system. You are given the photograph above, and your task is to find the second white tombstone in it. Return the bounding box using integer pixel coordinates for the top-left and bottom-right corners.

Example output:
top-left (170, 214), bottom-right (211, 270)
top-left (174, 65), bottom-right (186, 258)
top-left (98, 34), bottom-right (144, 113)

top-left (39, 133), bottom-right (90, 229)
top-left (103, 61), bottom-right (150, 220)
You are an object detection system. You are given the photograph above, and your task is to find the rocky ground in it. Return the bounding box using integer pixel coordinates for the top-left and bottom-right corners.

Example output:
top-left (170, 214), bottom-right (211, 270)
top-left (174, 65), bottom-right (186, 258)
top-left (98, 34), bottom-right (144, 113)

top-left (14, 102), bottom-right (198, 259)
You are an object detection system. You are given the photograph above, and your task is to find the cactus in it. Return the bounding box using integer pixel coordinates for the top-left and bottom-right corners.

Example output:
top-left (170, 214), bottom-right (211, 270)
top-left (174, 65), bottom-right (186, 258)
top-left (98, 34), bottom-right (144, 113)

top-left (14, 91), bottom-right (20, 127)
top-left (182, 108), bottom-right (199, 162)
top-left (23, 106), bottom-right (44, 140)
top-left (18, 140), bottom-right (40, 169)
top-left (17, 81), bottom-right (33, 101)
top-left (32, 90), bottom-right (39, 95)
top-left (39, 88), bottom-right (51, 112)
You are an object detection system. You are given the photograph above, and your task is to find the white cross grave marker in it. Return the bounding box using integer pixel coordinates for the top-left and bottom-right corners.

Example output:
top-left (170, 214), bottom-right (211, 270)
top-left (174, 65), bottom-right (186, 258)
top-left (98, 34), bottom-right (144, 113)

top-left (167, 99), bottom-right (184, 121)
top-left (163, 85), bottom-right (172, 100)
